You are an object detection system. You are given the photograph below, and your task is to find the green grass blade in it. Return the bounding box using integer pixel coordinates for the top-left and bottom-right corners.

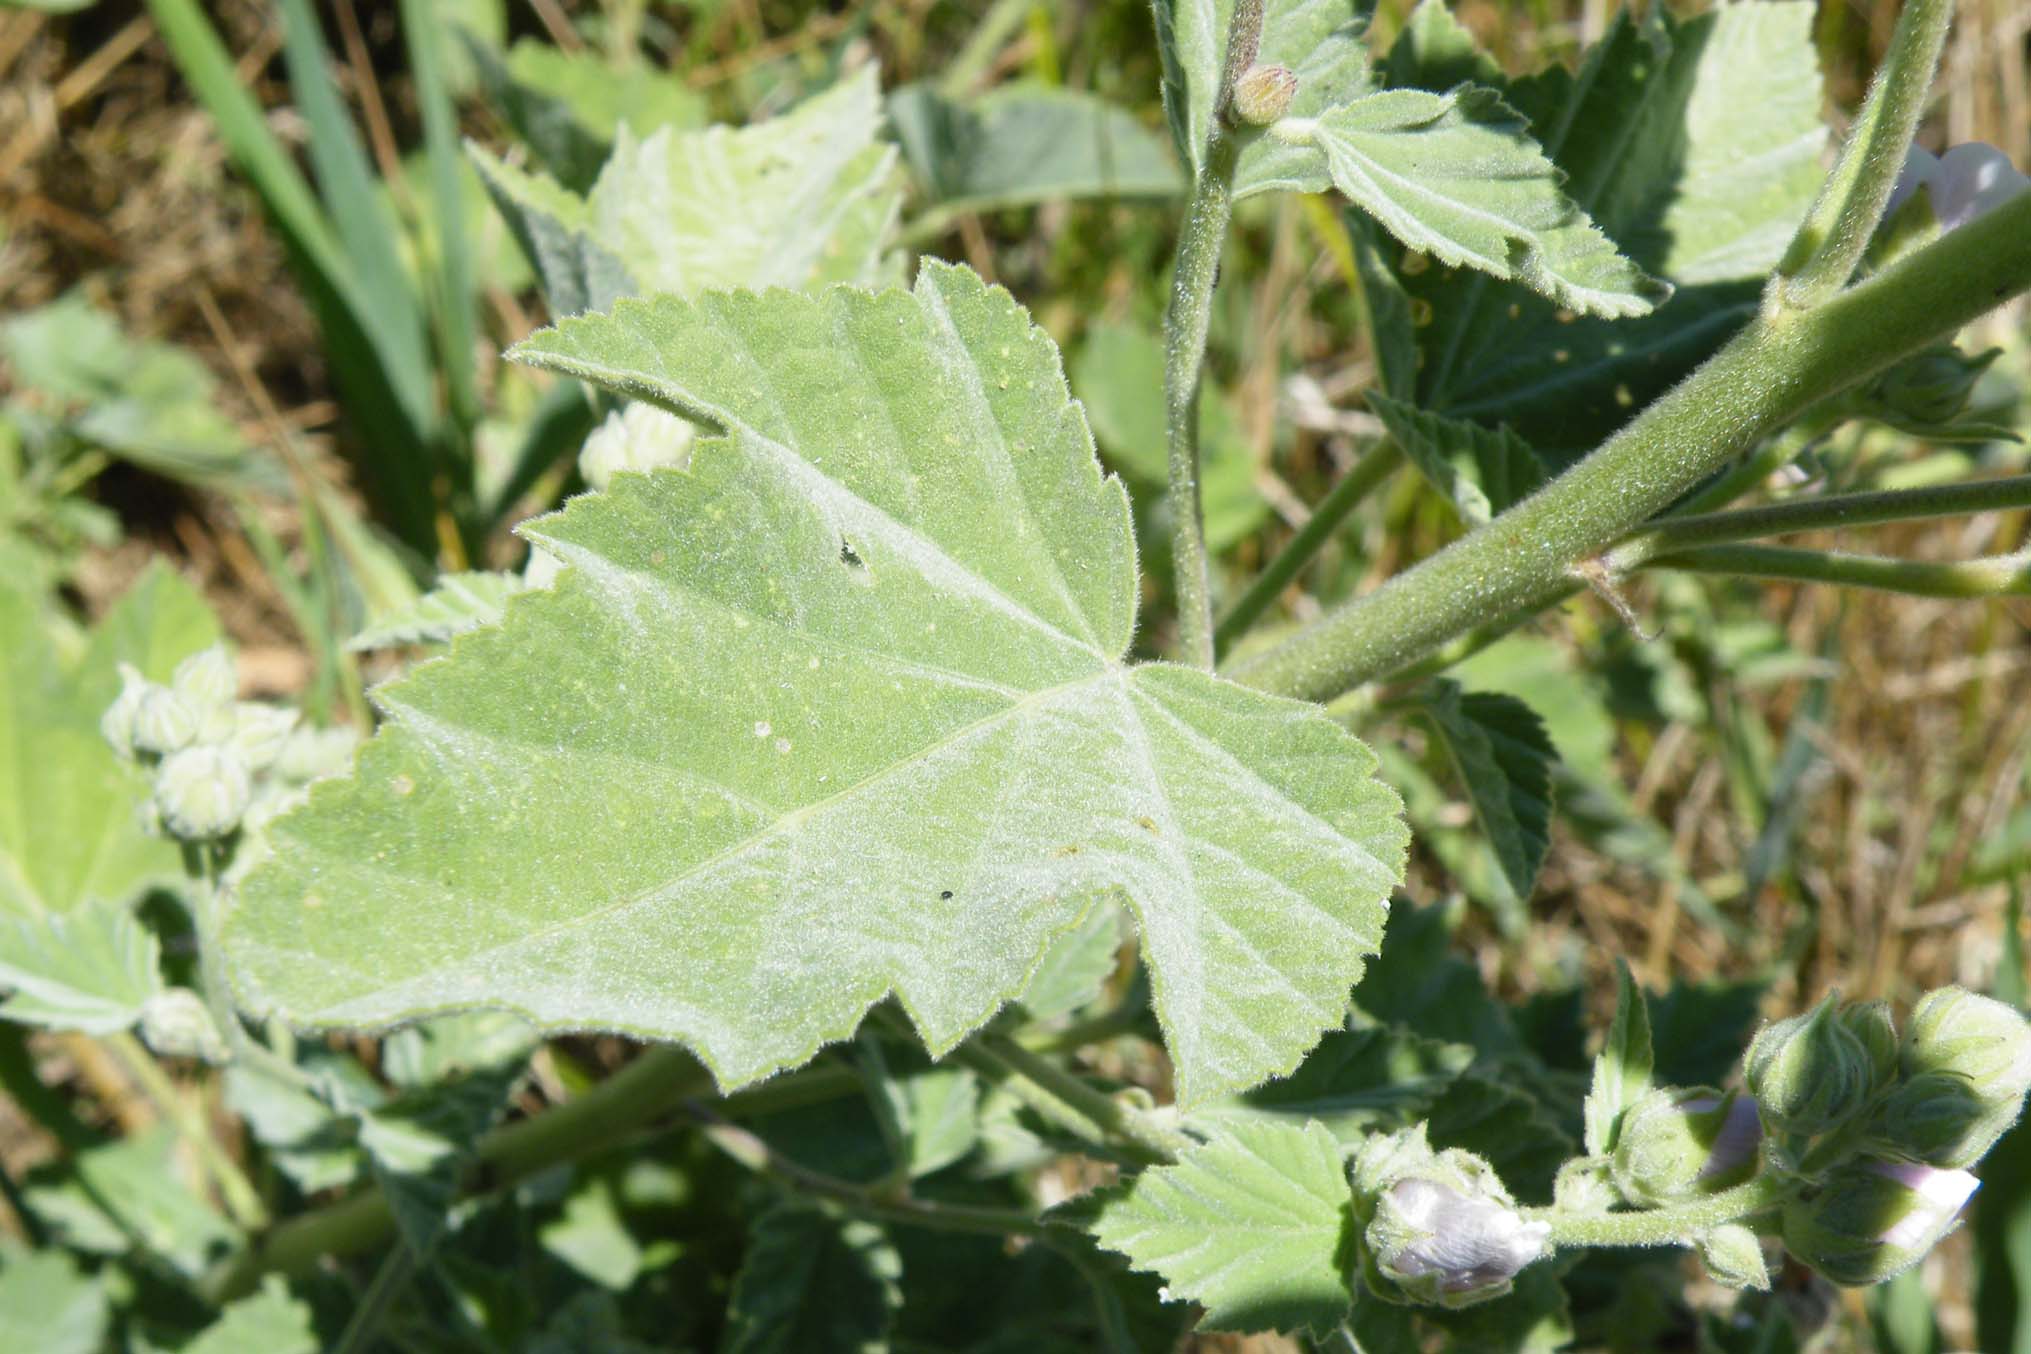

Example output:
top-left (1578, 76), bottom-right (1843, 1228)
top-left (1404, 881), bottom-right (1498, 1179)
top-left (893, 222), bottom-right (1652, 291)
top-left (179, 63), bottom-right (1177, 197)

top-left (399, 0), bottom-right (482, 445)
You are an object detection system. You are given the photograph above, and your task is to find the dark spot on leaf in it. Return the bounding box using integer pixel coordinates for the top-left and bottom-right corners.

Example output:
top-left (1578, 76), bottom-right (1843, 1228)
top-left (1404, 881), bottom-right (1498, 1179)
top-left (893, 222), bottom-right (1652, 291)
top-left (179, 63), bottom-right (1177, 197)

top-left (839, 539), bottom-right (864, 568)
top-left (939, 890), bottom-right (953, 900)
top-left (1136, 816), bottom-right (1159, 833)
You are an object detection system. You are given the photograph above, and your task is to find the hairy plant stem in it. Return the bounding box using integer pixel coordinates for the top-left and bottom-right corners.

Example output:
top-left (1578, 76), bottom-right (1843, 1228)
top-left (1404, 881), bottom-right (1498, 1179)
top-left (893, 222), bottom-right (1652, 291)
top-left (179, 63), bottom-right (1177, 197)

top-left (689, 1105), bottom-right (1046, 1237)
top-left (1610, 473), bottom-right (2031, 565)
top-left (1531, 1173), bottom-right (1790, 1248)
top-left (1643, 544), bottom-right (2031, 599)
top-left (1215, 440), bottom-right (1404, 655)
top-left (1776, 0), bottom-right (1953, 306)
top-left (104, 1030), bottom-right (269, 1232)
top-left (1226, 190), bottom-right (2031, 701)
top-left (958, 1034), bottom-right (1192, 1166)
top-left (1164, 0), bottom-right (1265, 668)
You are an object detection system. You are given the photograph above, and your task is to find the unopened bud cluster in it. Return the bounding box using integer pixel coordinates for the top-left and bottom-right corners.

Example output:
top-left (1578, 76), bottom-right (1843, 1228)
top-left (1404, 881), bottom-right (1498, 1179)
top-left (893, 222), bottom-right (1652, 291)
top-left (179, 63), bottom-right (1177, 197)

top-left (102, 645), bottom-right (355, 844)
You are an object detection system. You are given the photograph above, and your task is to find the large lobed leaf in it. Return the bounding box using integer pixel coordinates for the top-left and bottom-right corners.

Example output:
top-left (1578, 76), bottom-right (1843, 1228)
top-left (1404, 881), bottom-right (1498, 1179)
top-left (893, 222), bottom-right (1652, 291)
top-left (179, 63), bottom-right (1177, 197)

top-left (225, 263), bottom-right (1406, 1104)
top-left (476, 69), bottom-right (902, 319)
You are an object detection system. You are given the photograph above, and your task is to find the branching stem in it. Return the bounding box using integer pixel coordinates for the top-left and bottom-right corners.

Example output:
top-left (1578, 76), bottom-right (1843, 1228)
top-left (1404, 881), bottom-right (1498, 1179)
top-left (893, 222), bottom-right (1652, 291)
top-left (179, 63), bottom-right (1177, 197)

top-left (1531, 1173), bottom-right (1790, 1249)
top-left (958, 1033), bottom-right (1192, 1166)
top-left (1642, 544), bottom-right (2031, 599)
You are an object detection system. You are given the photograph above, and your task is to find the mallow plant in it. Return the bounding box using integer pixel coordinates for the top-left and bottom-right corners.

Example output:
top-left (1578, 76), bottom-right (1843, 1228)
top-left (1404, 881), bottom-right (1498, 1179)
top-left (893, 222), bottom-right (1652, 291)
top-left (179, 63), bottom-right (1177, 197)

top-left (6, 0), bottom-right (2031, 1349)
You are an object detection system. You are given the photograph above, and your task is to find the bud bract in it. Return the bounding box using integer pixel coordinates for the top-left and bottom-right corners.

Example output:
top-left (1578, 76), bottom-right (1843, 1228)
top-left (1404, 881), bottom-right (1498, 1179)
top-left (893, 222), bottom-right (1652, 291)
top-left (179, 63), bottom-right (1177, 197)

top-left (139, 988), bottom-right (228, 1063)
top-left (1781, 1158), bottom-right (1979, 1286)
top-left (1871, 1070), bottom-right (2024, 1169)
top-left (1861, 344), bottom-right (1999, 427)
top-left (1230, 64), bottom-right (1298, 127)
top-left (1902, 986), bottom-right (2031, 1103)
top-left (577, 403), bottom-right (695, 492)
top-left (1841, 1000), bottom-right (1900, 1092)
top-left (274, 725), bottom-right (359, 785)
top-left (1745, 993), bottom-right (1871, 1137)
top-left (1696, 1223), bottom-right (1772, 1292)
top-left (1351, 1125), bottom-right (1549, 1309)
top-left (154, 745), bottom-right (253, 839)
top-left (132, 685), bottom-right (199, 756)
top-left (170, 645), bottom-right (239, 742)
top-left (228, 703), bottom-right (300, 772)
top-left (1611, 1088), bottom-right (1762, 1206)
top-left (100, 663), bottom-right (153, 761)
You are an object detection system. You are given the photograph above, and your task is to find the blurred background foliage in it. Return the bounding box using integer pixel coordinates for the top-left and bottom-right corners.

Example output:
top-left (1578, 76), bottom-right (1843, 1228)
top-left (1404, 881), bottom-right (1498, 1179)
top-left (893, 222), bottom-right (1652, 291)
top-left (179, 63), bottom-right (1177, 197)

top-left (0, 0), bottom-right (2027, 1349)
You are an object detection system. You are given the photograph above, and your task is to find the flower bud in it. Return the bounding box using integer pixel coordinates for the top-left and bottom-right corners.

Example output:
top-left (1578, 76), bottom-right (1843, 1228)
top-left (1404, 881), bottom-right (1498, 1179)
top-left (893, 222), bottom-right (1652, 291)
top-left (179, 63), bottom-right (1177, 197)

top-left (1351, 1126), bottom-right (1549, 1309)
top-left (1696, 1223), bottom-right (1771, 1291)
top-left (1870, 1070), bottom-right (2024, 1169)
top-left (1611, 1088), bottom-right (1762, 1206)
top-left (171, 645), bottom-right (239, 742)
top-left (132, 685), bottom-right (199, 756)
top-left (154, 745), bottom-right (252, 839)
top-left (577, 403), bottom-right (695, 492)
top-left (1861, 343), bottom-right (1999, 427)
top-left (139, 988), bottom-right (228, 1063)
top-left (100, 663), bottom-right (153, 761)
top-left (1781, 1158), bottom-right (1979, 1286)
top-left (1745, 993), bottom-right (1871, 1137)
top-left (274, 725), bottom-right (359, 785)
top-left (1902, 986), bottom-right (2031, 1103)
top-left (1885, 142), bottom-right (2031, 232)
top-left (228, 703), bottom-right (300, 772)
top-left (1230, 64), bottom-right (1298, 127)
top-left (1841, 1000), bottom-right (1901, 1092)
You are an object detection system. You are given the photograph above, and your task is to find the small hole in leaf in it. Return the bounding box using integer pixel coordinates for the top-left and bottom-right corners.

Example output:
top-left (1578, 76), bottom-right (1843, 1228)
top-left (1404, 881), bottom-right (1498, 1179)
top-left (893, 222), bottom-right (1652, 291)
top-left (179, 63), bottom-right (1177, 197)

top-left (839, 539), bottom-right (864, 568)
top-left (939, 890), bottom-right (954, 900)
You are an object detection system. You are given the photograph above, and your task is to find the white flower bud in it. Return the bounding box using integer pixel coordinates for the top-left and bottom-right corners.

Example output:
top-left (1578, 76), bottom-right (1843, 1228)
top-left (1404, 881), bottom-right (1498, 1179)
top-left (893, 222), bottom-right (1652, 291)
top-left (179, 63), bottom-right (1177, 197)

top-left (170, 645), bottom-right (238, 742)
top-left (577, 403), bottom-right (695, 492)
top-left (1351, 1125), bottom-right (1549, 1309)
top-left (100, 663), bottom-right (154, 761)
top-left (139, 988), bottom-right (228, 1063)
top-left (1781, 1158), bottom-right (1979, 1286)
top-left (1902, 986), bottom-right (2031, 1104)
top-left (1885, 142), bottom-right (2030, 232)
top-left (132, 685), bottom-right (199, 756)
top-left (274, 725), bottom-right (359, 785)
top-left (1611, 1088), bottom-right (1762, 1206)
top-left (154, 745), bottom-right (253, 839)
top-left (1696, 1223), bottom-right (1772, 1291)
top-left (228, 703), bottom-right (300, 772)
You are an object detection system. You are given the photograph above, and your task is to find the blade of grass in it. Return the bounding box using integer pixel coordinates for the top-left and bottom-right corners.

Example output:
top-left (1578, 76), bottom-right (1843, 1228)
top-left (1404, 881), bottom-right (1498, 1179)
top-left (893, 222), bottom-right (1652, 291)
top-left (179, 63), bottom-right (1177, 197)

top-left (398, 0), bottom-right (481, 450)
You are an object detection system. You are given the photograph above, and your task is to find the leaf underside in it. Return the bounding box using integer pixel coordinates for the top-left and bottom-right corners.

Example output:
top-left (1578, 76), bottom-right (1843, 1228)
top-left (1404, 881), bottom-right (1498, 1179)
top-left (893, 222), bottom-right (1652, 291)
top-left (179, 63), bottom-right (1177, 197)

top-left (225, 263), bottom-right (1406, 1105)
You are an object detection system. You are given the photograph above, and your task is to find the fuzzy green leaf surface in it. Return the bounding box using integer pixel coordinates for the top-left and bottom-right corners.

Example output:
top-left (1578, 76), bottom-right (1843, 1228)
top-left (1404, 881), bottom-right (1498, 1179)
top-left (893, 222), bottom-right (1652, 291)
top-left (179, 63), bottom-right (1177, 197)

top-left (1087, 1119), bottom-right (1357, 1335)
top-left (0, 1244), bottom-right (107, 1354)
top-left (479, 69), bottom-right (901, 315)
top-left (348, 569), bottom-right (528, 650)
top-left (1367, 394), bottom-right (1545, 526)
top-left (1394, 2), bottom-right (1825, 454)
top-left (0, 908), bottom-right (161, 1033)
top-left (181, 1277), bottom-right (319, 1354)
top-left (1151, 0), bottom-right (1374, 195)
top-left (0, 565), bottom-right (219, 921)
top-left (722, 1203), bottom-right (902, 1354)
top-left (225, 263), bottom-right (1406, 1105)
top-left (1308, 86), bottom-right (1666, 318)
top-left (1583, 960), bottom-right (1655, 1156)
top-left (1417, 681), bottom-right (1556, 900)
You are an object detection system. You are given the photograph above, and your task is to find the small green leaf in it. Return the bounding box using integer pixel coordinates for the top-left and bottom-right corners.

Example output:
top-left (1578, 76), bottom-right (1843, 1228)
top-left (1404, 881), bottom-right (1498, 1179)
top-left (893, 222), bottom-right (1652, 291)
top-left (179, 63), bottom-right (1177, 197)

top-left (470, 146), bottom-right (634, 320)
top-left (227, 264), bottom-right (1407, 1106)
top-left (1087, 1119), bottom-right (1356, 1335)
top-left (1367, 394), bottom-right (1544, 526)
top-left (889, 84), bottom-right (1182, 214)
top-left (897, 1066), bottom-right (982, 1178)
top-left (1418, 680), bottom-right (1557, 900)
top-left (0, 1243), bottom-right (106, 1354)
top-left (182, 1276), bottom-right (319, 1354)
top-left (359, 1054), bottom-right (525, 1254)
top-left (1307, 87), bottom-right (1665, 319)
top-left (1189, 1022), bottom-right (1473, 1144)
top-left (25, 1125), bottom-right (238, 1276)
top-left (223, 1058), bottom-right (364, 1193)
top-left (540, 1176), bottom-right (645, 1290)
top-left (0, 906), bottom-right (162, 1033)
top-left (1583, 961), bottom-right (1654, 1157)
top-left (722, 1202), bottom-right (902, 1354)
top-left (348, 569), bottom-right (528, 649)
top-left (1011, 902), bottom-right (1121, 1023)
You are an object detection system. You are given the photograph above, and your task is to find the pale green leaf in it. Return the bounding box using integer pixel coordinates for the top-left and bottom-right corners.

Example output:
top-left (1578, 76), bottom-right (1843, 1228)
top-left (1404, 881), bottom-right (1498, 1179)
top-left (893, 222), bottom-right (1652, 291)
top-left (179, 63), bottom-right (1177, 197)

top-left (1398, 2), bottom-right (1826, 454)
top-left (898, 1066), bottom-right (981, 1177)
top-left (889, 83), bottom-right (1182, 214)
top-left (0, 1244), bottom-right (106, 1354)
top-left (1189, 1021), bottom-right (1472, 1144)
top-left (222, 1058), bottom-right (364, 1192)
top-left (1582, 960), bottom-right (1654, 1156)
top-left (0, 566), bottom-right (218, 921)
top-left (1087, 1119), bottom-right (1356, 1335)
top-left (0, 906), bottom-right (161, 1032)
top-left (1011, 901), bottom-right (1121, 1022)
top-left (723, 1202), bottom-right (902, 1354)
top-left (1070, 320), bottom-right (1267, 551)
top-left (503, 38), bottom-right (705, 147)
top-left (1308, 86), bottom-right (1666, 319)
top-left (225, 264), bottom-right (1406, 1106)
top-left (348, 569), bottom-right (528, 649)
top-left (1151, 0), bottom-right (1375, 195)
top-left (540, 1176), bottom-right (644, 1290)
top-left (1367, 394), bottom-right (1544, 526)
top-left (480, 70), bottom-right (902, 314)
top-left (25, 1125), bottom-right (239, 1276)
top-left (1418, 680), bottom-right (1556, 900)
top-left (1382, 0), bottom-right (1503, 92)
top-left (182, 1277), bottom-right (319, 1354)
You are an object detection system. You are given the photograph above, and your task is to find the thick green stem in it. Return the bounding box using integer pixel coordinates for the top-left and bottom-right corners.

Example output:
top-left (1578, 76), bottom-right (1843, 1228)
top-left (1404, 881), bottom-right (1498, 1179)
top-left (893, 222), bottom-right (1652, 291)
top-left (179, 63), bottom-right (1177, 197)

top-left (1533, 1174), bottom-right (1790, 1249)
top-left (1642, 544), bottom-right (2031, 599)
top-left (1164, 0), bottom-right (1265, 668)
top-left (691, 1108), bottom-right (1045, 1238)
top-left (1776, 0), bottom-right (1954, 307)
top-left (1215, 441), bottom-right (1404, 655)
top-left (1226, 189), bottom-right (2031, 701)
top-left (1610, 473), bottom-right (2031, 566)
